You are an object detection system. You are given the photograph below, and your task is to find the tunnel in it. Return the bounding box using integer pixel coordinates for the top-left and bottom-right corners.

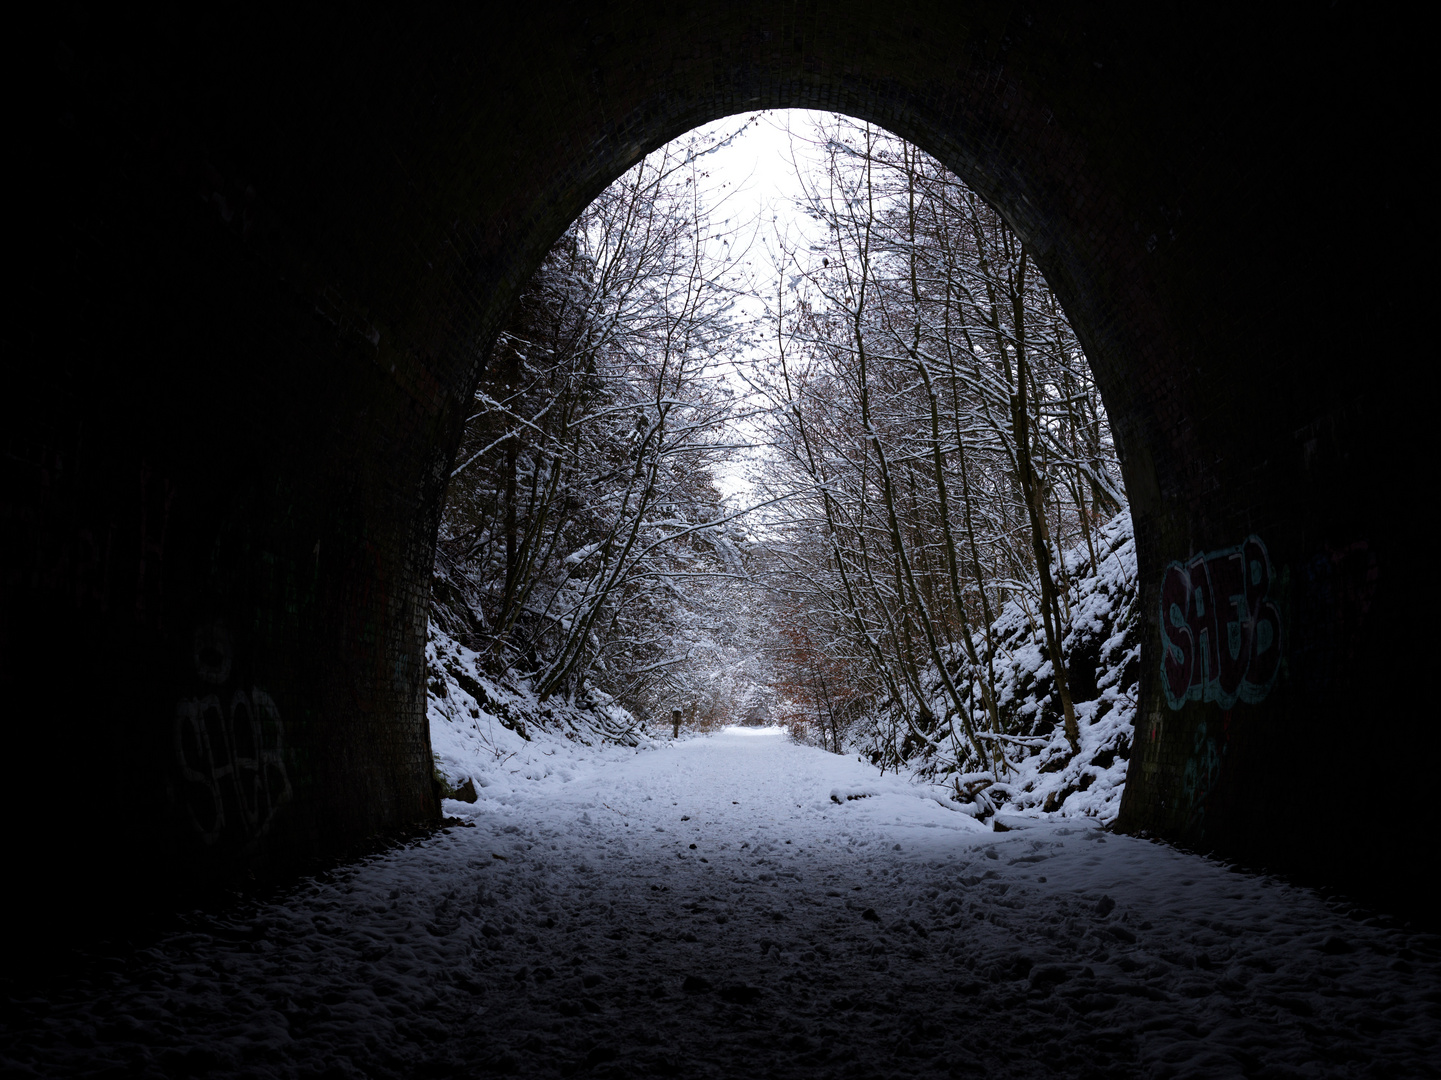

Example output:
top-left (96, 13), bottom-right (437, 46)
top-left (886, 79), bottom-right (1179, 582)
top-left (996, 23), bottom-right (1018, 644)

top-left (2, 4), bottom-right (1424, 944)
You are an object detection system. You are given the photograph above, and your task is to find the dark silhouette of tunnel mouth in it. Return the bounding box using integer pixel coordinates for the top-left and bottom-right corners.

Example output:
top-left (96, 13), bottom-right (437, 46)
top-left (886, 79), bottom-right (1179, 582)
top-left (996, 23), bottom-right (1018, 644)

top-left (3, 7), bottom-right (1421, 952)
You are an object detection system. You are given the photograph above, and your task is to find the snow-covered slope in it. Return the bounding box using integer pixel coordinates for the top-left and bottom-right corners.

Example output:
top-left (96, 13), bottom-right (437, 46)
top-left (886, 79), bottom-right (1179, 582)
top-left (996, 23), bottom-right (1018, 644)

top-left (427, 625), bottom-right (651, 799)
top-left (426, 555), bottom-right (654, 801)
top-left (428, 514), bottom-right (1142, 828)
top-left (853, 511), bottom-right (1140, 826)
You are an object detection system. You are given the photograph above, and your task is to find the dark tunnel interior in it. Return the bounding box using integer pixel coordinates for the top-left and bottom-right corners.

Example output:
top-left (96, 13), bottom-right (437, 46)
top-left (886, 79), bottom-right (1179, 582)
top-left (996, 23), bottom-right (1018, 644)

top-left (1, 5), bottom-right (1427, 950)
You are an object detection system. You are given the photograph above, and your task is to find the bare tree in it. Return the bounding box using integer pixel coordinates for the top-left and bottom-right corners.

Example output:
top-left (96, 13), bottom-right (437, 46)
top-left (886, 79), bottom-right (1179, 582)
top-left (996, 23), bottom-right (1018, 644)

top-left (751, 115), bottom-right (1124, 774)
top-left (438, 126), bottom-right (762, 725)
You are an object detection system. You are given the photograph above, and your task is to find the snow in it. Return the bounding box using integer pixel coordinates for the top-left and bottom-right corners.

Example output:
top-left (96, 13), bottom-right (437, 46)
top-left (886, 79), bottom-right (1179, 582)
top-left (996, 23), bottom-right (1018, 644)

top-left (855, 510), bottom-right (1142, 827)
top-left (6, 727), bottom-right (1437, 1078)
top-left (426, 628), bottom-right (645, 778)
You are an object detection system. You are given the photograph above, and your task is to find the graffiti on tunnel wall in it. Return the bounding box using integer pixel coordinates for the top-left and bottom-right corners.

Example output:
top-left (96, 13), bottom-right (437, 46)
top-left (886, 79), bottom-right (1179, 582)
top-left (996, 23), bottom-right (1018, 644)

top-left (1159, 535), bottom-right (1282, 711)
top-left (173, 623), bottom-right (292, 847)
top-left (1179, 713), bottom-right (1227, 829)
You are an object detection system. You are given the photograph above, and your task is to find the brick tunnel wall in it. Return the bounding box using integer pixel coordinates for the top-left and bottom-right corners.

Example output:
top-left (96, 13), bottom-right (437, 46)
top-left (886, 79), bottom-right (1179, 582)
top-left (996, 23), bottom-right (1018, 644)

top-left (1, 4), bottom-right (1425, 938)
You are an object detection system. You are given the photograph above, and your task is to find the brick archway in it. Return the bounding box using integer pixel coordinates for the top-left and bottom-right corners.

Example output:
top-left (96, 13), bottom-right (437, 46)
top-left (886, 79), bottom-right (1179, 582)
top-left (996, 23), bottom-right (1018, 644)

top-left (3, 5), bottom-right (1422, 937)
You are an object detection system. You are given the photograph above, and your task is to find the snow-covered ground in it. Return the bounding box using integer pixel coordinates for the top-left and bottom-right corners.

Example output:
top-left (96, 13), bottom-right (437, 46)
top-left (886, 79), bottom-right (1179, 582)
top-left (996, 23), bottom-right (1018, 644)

top-left (5, 728), bottom-right (1437, 1078)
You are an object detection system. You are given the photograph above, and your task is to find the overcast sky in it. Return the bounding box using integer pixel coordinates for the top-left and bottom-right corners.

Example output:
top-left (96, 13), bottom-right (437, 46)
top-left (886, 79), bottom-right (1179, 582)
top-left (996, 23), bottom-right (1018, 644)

top-left (670, 110), bottom-right (834, 507)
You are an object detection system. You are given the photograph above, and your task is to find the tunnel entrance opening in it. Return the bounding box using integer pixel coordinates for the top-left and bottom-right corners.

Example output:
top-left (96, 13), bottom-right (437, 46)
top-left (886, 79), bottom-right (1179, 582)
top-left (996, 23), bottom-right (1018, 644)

top-left (3, 7), bottom-right (1424, 955)
top-left (428, 109), bottom-right (1136, 833)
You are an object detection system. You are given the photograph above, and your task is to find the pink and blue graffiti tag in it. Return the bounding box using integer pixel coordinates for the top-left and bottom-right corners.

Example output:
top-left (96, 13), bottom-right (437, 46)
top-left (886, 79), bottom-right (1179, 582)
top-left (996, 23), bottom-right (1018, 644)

top-left (1160, 535), bottom-right (1282, 710)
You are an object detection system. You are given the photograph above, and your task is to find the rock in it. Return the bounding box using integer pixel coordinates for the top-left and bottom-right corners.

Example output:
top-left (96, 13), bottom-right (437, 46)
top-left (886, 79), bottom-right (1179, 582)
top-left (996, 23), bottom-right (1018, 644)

top-left (1043, 784), bottom-right (1078, 812)
top-left (1094, 895), bottom-right (1116, 918)
top-left (861, 908), bottom-right (880, 922)
top-left (995, 814), bottom-right (1040, 832)
top-left (682, 975), bottom-right (712, 993)
top-left (452, 778), bottom-right (478, 803)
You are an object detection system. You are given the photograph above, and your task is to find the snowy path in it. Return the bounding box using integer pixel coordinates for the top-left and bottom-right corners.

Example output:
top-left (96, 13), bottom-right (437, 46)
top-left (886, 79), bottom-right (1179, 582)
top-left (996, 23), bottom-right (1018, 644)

top-left (5, 728), bottom-right (1438, 1078)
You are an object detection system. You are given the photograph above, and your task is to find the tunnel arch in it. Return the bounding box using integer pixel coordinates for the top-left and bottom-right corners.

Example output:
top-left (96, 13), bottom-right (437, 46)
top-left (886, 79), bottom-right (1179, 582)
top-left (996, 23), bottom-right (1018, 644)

top-left (4, 5), bottom-right (1423, 940)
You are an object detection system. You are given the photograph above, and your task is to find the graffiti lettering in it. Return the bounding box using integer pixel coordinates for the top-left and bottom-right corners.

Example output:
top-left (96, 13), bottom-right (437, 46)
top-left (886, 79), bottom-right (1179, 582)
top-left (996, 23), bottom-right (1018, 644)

top-left (173, 623), bottom-right (291, 846)
top-left (1179, 715), bottom-right (1225, 827)
top-left (1159, 535), bottom-right (1282, 710)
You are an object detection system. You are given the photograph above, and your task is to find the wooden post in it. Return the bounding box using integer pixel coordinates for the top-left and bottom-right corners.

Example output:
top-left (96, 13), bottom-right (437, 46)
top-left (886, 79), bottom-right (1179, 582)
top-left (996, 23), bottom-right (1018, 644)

top-left (671, 707), bottom-right (683, 739)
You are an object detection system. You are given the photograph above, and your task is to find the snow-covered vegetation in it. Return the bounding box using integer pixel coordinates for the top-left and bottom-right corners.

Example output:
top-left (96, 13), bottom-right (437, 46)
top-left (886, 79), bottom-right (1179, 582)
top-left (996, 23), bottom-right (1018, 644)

top-left (430, 112), bottom-right (1137, 829)
top-left (428, 507), bottom-right (1138, 829)
top-left (842, 511), bottom-right (1139, 825)
top-left (433, 121), bottom-right (776, 732)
